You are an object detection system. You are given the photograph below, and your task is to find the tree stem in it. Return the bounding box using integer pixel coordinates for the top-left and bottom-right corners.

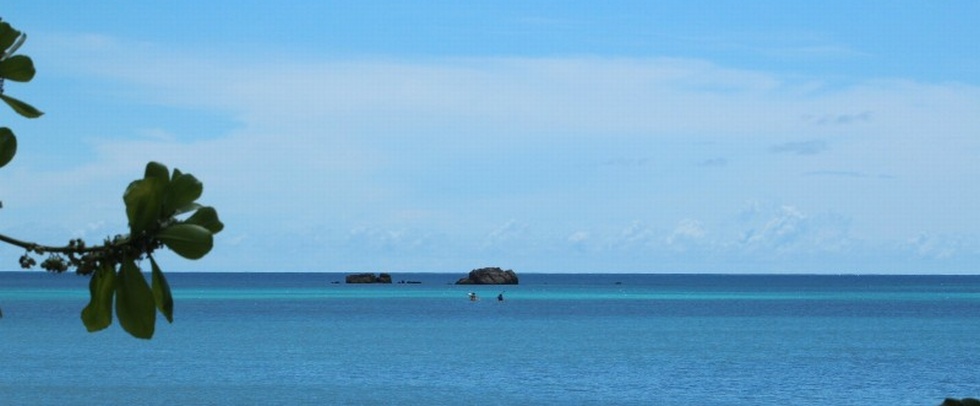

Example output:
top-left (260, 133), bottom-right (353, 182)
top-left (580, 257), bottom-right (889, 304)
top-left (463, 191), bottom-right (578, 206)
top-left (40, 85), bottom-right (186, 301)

top-left (0, 232), bottom-right (104, 254)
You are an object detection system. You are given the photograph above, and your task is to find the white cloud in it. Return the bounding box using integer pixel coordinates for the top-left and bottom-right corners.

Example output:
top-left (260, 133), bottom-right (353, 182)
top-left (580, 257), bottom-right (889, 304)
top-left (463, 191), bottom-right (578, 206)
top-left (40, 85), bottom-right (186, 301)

top-left (615, 222), bottom-right (658, 250)
top-left (665, 219), bottom-right (707, 251)
top-left (7, 34), bottom-right (978, 272)
top-left (740, 205), bottom-right (807, 249)
top-left (482, 219), bottom-right (527, 250)
top-left (733, 204), bottom-right (859, 257)
top-left (567, 231), bottom-right (589, 244)
top-left (904, 234), bottom-right (979, 261)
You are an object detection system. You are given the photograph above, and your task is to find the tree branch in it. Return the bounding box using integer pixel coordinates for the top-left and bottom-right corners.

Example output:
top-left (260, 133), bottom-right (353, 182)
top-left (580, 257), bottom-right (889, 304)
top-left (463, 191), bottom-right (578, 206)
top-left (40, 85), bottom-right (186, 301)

top-left (0, 232), bottom-right (111, 254)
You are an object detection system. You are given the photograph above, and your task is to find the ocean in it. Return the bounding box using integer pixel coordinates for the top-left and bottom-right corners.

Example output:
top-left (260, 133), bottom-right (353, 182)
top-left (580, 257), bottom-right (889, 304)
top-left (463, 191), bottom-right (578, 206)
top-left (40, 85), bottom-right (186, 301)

top-left (1, 272), bottom-right (978, 405)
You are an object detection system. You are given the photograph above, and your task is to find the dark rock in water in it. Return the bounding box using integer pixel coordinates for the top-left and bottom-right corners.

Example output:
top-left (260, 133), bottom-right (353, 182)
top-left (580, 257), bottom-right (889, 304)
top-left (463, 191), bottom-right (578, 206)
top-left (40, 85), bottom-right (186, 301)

top-left (345, 273), bottom-right (392, 284)
top-left (455, 267), bottom-right (519, 285)
top-left (942, 398), bottom-right (980, 406)
top-left (346, 273), bottom-right (377, 283)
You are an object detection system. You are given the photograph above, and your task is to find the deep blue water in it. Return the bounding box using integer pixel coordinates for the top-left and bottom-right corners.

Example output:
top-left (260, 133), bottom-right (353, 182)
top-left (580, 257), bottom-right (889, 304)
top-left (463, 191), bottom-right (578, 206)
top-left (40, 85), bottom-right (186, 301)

top-left (1, 272), bottom-right (979, 405)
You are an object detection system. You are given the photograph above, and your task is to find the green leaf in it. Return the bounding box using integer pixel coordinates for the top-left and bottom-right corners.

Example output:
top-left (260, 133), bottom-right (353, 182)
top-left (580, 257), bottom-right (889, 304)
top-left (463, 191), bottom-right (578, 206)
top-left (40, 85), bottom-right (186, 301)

top-left (158, 224), bottom-right (213, 259)
top-left (123, 177), bottom-right (164, 235)
top-left (0, 55), bottom-right (35, 82)
top-left (0, 127), bottom-right (16, 168)
top-left (80, 264), bottom-right (116, 333)
top-left (185, 206), bottom-right (224, 234)
top-left (0, 22), bottom-right (21, 53)
top-left (144, 161), bottom-right (170, 184)
top-left (166, 172), bottom-right (202, 216)
top-left (150, 256), bottom-right (174, 323)
top-left (115, 260), bottom-right (156, 339)
top-left (0, 94), bottom-right (43, 118)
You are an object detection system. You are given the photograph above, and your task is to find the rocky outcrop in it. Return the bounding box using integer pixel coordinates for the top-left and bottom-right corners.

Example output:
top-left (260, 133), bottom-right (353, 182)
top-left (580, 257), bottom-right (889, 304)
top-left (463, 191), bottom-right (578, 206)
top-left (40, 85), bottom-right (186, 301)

top-left (455, 267), bottom-right (518, 285)
top-left (345, 273), bottom-right (392, 284)
top-left (942, 398), bottom-right (980, 406)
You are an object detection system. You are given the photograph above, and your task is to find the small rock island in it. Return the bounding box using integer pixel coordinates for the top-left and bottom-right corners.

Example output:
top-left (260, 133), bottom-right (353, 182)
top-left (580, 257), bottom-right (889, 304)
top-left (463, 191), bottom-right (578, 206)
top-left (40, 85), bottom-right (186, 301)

top-left (345, 273), bottom-right (392, 284)
top-left (455, 267), bottom-right (519, 285)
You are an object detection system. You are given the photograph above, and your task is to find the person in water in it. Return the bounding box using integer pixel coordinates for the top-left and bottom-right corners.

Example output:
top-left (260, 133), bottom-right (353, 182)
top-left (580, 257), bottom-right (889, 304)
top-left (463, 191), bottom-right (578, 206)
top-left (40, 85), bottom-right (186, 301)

top-left (497, 292), bottom-right (504, 301)
top-left (468, 292), bottom-right (478, 301)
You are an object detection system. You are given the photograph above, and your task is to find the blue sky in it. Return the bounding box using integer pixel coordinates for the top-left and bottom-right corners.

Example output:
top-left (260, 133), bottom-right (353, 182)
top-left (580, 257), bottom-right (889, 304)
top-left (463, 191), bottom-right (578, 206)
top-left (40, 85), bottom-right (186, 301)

top-left (1, 2), bottom-right (978, 273)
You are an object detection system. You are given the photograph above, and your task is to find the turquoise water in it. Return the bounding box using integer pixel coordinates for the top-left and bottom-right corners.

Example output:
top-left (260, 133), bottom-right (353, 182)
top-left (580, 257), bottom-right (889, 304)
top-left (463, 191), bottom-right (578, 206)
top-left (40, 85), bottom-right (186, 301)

top-left (1, 272), bottom-right (979, 405)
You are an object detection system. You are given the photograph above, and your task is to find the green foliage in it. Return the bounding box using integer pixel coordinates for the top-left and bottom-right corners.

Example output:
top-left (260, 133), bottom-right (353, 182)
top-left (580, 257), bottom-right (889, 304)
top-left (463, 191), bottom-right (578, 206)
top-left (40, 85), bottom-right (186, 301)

top-left (167, 171), bottom-right (203, 215)
top-left (150, 256), bottom-right (173, 323)
top-left (0, 19), bottom-right (43, 169)
top-left (73, 161), bottom-right (224, 338)
top-left (144, 161), bottom-right (170, 182)
top-left (0, 127), bottom-right (15, 167)
top-left (157, 224), bottom-right (214, 260)
top-left (0, 54), bottom-right (36, 82)
top-left (0, 93), bottom-right (42, 118)
top-left (0, 19), bottom-right (223, 339)
top-left (80, 265), bottom-right (116, 332)
top-left (115, 259), bottom-right (156, 339)
top-left (124, 177), bottom-right (166, 235)
top-left (185, 206), bottom-right (224, 234)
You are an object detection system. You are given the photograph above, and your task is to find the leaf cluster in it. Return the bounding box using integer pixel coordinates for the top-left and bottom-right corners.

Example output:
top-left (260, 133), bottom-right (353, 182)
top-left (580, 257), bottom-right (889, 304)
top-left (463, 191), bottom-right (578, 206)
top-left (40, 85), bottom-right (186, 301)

top-left (0, 20), bottom-right (224, 340)
top-left (13, 162), bottom-right (224, 339)
top-left (0, 19), bottom-right (43, 169)
top-left (79, 162), bottom-right (224, 339)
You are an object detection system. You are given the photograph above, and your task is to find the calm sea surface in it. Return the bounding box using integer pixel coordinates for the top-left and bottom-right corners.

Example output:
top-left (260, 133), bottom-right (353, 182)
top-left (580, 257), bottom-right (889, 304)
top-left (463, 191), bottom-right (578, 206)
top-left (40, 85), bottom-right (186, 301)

top-left (1, 272), bottom-right (979, 405)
